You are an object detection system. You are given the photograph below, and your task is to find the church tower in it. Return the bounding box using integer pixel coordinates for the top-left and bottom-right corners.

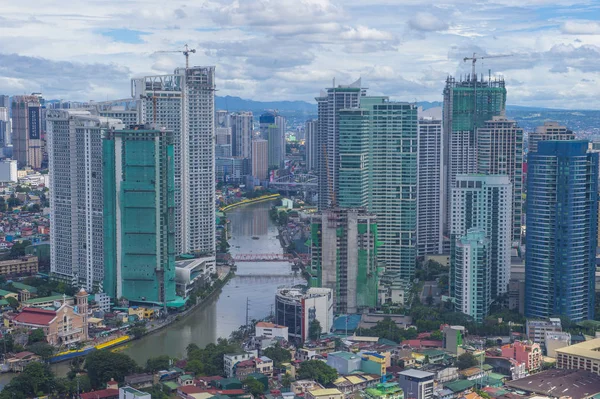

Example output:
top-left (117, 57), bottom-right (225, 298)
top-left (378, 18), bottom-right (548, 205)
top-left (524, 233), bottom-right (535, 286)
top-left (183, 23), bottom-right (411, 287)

top-left (75, 288), bottom-right (89, 340)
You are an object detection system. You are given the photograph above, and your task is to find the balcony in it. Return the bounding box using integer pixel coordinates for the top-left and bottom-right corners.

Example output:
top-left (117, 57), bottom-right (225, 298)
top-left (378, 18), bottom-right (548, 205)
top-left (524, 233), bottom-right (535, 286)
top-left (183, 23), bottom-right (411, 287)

top-left (58, 327), bottom-right (82, 337)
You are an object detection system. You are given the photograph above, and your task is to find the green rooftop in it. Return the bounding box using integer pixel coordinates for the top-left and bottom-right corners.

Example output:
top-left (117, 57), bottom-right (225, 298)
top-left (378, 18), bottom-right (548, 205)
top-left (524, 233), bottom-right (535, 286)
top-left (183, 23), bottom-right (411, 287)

top-left (180, 375), bottom-right (193, 381)
top-left (0, 289), bottom-right (16, 297)
top-left (445, 380), bottom-right (475, 393)
top-left (9, 282), bottom-right (37, 293)
top-left (162, 381), bottom-right (179, 390)
top-left (0, 299), bottom-right (9, 306)
top-left (421, 349), bottom-right (446, 357)
top-left (23, 294), bottom-right (69, 305)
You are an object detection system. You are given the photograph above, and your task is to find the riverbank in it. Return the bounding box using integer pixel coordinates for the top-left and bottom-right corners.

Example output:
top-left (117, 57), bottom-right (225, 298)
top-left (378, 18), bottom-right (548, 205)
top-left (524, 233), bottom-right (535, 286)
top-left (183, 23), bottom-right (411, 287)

top-left (219, 193), bottom-right (280, 212)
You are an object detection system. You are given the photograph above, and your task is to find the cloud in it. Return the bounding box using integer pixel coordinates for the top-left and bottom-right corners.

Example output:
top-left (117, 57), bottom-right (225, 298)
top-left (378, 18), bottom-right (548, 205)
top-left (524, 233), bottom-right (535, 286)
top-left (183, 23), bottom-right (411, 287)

top-left (408, 12), bottom-right (449, 32)
top-left (340, 26), bottom-right (395, 41)
top-left (561, 20), bottom-right (600, 35)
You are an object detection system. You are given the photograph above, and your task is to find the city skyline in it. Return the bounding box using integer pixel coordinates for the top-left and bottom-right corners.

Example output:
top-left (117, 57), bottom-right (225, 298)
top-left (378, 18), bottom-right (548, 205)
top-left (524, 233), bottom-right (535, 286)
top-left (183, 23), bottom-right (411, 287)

top-left (1, 1), bottom-right (600, 109)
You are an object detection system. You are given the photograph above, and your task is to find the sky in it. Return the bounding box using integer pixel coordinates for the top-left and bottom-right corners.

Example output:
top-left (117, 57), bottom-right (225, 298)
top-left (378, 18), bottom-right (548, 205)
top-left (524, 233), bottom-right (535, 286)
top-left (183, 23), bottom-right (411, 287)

top-left (1, 0), bottom-right (600, 109)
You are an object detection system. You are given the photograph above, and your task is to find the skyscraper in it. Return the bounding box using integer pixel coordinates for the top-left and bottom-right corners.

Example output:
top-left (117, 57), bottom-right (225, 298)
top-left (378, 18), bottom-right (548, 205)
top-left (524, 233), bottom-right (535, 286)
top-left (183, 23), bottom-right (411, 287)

top-left (0, 107), bottom-right (10, 149)
top-left (0, 95), bottom-right (9, 109)
top-left (442, 75), bottom-right (506, 233)
top-left (417, 117), bottom-right (443, 256)
top-left (526, 141), bottom-right (598, 321)
top-left (452, 228), bottom-right (491, 322)
top-left (216, 110), bottom-right (230, 128)
top-left (12, 95), bottom-right (43, 169)
top-left (316, 79), bottom-right (364, 210)
top-left (47, 109), bottom-right (124, 289)
top-left (103, 125), bottom-right (176, 305)
top-left (477, 116), bottom-right (524, 242)
top-left (231, 112), bottom-right (253, 159)
top-left (252, 139), bottom-right (268, 181)
top-left (309, 208), bottom-right (379, 313)
top-left (338, 97), bottom-right (418, 278)
top-left (132, 66), bottom-right (216, 256)
top-left (305, 119), bottom-right (318, 171)
top-left (450, 174), bottom-right (512, 314)
top-left (528, 122), bottom-right (574, 153)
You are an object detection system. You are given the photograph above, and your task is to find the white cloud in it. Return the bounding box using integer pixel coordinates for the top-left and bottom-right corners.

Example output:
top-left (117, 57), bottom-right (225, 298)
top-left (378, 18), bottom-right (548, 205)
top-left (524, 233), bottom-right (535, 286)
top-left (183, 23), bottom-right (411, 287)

top-left (408, 12), bottom-right (449, 32)
top-left (561, 20), bottom-right (600, 35)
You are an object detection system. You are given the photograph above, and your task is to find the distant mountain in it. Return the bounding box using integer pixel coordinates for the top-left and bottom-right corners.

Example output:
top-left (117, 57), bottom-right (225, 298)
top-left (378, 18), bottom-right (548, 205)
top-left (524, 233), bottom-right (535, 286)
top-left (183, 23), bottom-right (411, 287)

top-left (216, 95), bottom-right (317, 114)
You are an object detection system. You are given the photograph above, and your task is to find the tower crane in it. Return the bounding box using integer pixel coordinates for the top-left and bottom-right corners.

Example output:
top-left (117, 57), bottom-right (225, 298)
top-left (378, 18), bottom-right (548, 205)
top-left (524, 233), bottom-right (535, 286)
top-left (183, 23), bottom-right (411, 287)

top-left (463, 53), bottom-right (512, 78)
top-left (154, 44), bottom-right (196, 69)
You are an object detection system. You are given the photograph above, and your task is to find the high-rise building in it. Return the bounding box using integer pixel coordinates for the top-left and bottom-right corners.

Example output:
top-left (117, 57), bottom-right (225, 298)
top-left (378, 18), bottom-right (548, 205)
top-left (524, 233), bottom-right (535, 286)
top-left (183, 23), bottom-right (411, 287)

top-left (0, 107), bottom-right (10, 148)
top-left (526, 141), bottom-right (598, 321)
top-left (452, 228), bottom-right (491, 322)
top-left (216, 110), bottom-right (230, 128)
top-left (316, 79), bottom-right (365, 210)
top-left (305, 119), bottom-right (318, 171)
top-left (252, 139), bottom-right (268, 181)
top-left (442, 75), bottom-right (506, 233)
top-left (309, 208), bottom-right (380, 313)
top-left (450, 174), bottom-right (512, 314)
top-left (528, 122), bottom-right (574, 153)
top-left (477, 116), bottom-right (524, 242)
top-left (215, 127), bottom-right (231, 145)
top-left (103, 125), bottom-right (176, 305)
top-left (215, 156), bottom-right (249, 183)
top-left (47, 109), bottom-right (124, 289)
top-left (338, 97), bottom-right (418, 278)
top-left (267, 121), bottom-right (285, 169)
top-left (93, 99), bottom-right (140, 127)
top-left (132, 67), bottom-right (216, 256)
top-left (231, 112), bottom-right (253, 159)
top-left (417, 117), bottom-right (443, 256)
top-left (12, 95), bottom-right (43, 169)
top-left (0, 95), bottom-right (9, 109)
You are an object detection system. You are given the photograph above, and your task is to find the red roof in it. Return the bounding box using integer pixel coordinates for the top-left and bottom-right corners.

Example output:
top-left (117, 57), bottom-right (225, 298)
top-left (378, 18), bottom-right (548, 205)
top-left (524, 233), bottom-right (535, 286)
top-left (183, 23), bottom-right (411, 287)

top-left (14, 308), bottom-right (56, 326)
top-left (80, 388), bottom-right (119, 399)
top-left (178, 386), bottom-right (203, 394)
top-left (401, 339), bottom-right (443, 348)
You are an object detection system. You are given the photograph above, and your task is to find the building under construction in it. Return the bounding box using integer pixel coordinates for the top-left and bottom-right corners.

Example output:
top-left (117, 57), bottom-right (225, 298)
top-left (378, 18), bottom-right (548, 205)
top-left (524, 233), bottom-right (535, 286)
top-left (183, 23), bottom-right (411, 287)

top-left (308, 208), bottom-right (380, 314)
top-left (442, 74), bottom-right (507, 237)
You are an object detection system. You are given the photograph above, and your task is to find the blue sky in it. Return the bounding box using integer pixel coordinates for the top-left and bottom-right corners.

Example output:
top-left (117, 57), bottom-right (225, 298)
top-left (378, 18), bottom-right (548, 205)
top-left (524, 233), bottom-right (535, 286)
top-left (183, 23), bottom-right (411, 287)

top-left (1, 0), bottom-right (600, 108)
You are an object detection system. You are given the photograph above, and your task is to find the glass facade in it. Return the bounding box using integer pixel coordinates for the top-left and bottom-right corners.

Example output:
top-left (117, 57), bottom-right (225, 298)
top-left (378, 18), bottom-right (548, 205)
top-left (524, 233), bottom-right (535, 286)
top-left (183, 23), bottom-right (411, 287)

top-left (525, 140), bottom-right (598, 321)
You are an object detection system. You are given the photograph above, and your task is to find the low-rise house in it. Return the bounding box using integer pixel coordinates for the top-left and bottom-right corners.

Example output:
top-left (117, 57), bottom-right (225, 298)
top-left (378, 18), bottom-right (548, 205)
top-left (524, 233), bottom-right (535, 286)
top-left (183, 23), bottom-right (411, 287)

top-left (307, 388), bottom-right (344, 399)
top-left (501, 341), bottom-right (542, 372)
top-left (224, 350), bottom-right (258, 378)
top-left (255, 356), bottom-right (273, 377)
top-left (6, 351), bottom-right (40, 372)
top-left (327, 352), bottom-right (362, 374)
top-left (119, 386), bottom-right (151, 399)
top-left (460, 366), bottom-right (489, 381)
top-left (79, 389), bottom-right (119, 399)
top-left (421, 349), bottom-right (447, 365)
top-left (291, 380), bottom-right (323, 395)
top-left (255, 322), bottom-right (289, 341)
top-left (124, 373), bottom-right (154, 389)
top-left (332, 374), bottom-right (379, 396)
top-left (296, 347), bottom-right (318, 361)
top-left (484, 356), bottom-right (527, 380)
top-left (234, 359), bottom-right (256, 379)
top-left (178, 374), bottom-right (195, 386)
top-left (365, 382), bottom-right (404, 399)
top-left (443, 380), bottom-right (475, 399)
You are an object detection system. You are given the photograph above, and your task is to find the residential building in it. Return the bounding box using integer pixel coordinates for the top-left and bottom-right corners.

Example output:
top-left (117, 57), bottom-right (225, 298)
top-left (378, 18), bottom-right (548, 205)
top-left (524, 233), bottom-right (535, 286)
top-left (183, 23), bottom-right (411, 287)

top-left (397, 369), bottom-right (434, 399)
top-left (315, 78), bottom-right (364, 210)
top-left (525, 318), bottom-right (562, 344)
top-left (501, 341), bottom-right (542, 372)
top-left (338, 97), bottom-right (418, 279)
top-left (525, 141), bottom-right (598, 321)
top-left (252, 139), bottom-right (268, 181)
top-left (451, 228), bottom-right (491, 322)
top-left (528, 122), bottom-right (574, 153)
top-left (292, 380), bottom-right (323, 395)
top-left (442, 75), bottom-right (506, 235)
top-left (556, 338), bottom-right (600, 374)
top-left (80, 389), bottom-right (119, 399)
top-left (327, 351), bottom-right (363, 374)
top-left (545, 332), bottom-right (571, 358)
top-left (332, 374), bottom-right (380, 396)
top-left (275, 287), bottom-right (333, 341)
top-left (476, 116), bottom-right (524, 241)
top-left (309, 208), bottom-right (379, 313)
top-left (93, 99), bottom-right (140, 128)
top-left (417, 117), bottom-right (443, 256)
top-left (223, 350), bottom-right (258, 378)
top-left (216, 156), bottom-right (249, 183)
top-left (0, 159), bottom-right (17, 182)
top-left (0, 95), bottom-right (9, 108)
top-left (305, 119), bottom-right (318, 171)
top-left (0, 107), bottom-right (10, 148)
top-left (132, 67), bottom-right (216, 256)
top-left (119, 387), bottom-right (151, 399)
top-left (231, 112), bottom-right (253, 159)
top-left (12, 95), bottom-right (43, 169)
top-left (307, 388), bottom-right (344, 399)
top-left (47, 109), bottom-right (124, 289)
top-left (443, 325), bottom-right (465, 355)
top-left (216, 110), bottom-right (231, 128)
top-left (255, 321), bottom-right (288, 341)
top-left (0, 255), bottom-right (38, 276)
top-left (450, 174), bottom-right (512, 319)
top-left (103, 125), bottom-right (176, 305)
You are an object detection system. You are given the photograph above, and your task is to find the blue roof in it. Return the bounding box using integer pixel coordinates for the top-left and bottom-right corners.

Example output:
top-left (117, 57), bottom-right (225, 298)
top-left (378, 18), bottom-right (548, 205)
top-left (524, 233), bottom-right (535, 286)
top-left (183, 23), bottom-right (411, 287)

top-left (333, 314), bottom-right (362, 332)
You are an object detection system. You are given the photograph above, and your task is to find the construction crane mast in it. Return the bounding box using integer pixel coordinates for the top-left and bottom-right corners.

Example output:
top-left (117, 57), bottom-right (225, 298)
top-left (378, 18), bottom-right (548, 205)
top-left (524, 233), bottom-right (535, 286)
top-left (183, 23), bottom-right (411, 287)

top-left (463, 53), bottom-right (512, 78)
top-left (154, 44), bottom-right (197, 69)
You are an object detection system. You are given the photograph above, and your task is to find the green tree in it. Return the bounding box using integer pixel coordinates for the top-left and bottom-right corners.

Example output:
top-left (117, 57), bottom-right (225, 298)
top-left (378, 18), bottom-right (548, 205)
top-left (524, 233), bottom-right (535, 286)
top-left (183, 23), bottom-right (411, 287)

top-left (297, 360), bottom-right (338, 385)
top-left (28, 328), bottom-right (46, 344)
top-left (9, 240), bottom-right (32, 259)
top-left (243, 377), bottom-right (266, 396)
top-left (146, 355), bottom-right (171, 372)
top-left (7, 194), bottom-right (22, 209)
top-left (430, 330), bottom-right (443, 341)
top-left (361, 317), bottom-right (417, 343)
top-left (85, 351), bottom-right (138, 388)
top-left (457, 352), bottom-right (478, 370)
top-left (281, 373), bottom-right (292, 388)
top-left (186, 338), bottom-right (240, 376)
top-left (29, 203), bottom-right (41, 212)
top-left (130, 326), bottom-right (147, 339)
top-left (0, 362), bottom-right (55, 398)
top-left (5, 296), bottom-right (18, 309)
top-left (185, 359), bottom-right (204, 376)
top-left (28, 342), bottom-right (55, 361)
top-left (308, 319), bottom-right (322, 341)
top-left (263, 344), bottom-right (292, 367)
top-left (143, 385), bottom-right (170, 399)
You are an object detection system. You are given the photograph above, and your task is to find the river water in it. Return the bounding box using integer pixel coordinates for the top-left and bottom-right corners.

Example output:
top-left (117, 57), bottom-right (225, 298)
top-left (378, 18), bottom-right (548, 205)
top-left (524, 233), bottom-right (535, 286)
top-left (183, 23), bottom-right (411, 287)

top-left (0, 200), bottom-right (301, 389)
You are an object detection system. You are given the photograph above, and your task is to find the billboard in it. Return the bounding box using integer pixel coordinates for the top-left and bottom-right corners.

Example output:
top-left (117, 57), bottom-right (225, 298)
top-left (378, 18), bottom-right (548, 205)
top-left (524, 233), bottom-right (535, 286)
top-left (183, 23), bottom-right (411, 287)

top-left (28, 106), bottom-right (40, 139)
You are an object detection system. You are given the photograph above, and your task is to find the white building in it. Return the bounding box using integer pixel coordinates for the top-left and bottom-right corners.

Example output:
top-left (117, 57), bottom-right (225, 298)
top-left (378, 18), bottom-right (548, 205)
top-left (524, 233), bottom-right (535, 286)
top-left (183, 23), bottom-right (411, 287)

top-left (545, 331), bottom-right (571, 358)
top-left (175, 256), bottom-right (216, 298)
top-left (231, 112), bottom-right (253, 159)
top-left (252, 139), bottom-right (268, 181)
top-left (450, 174), bottom-right (512, 319)
top-left (255, 321), bottom-right (289, 341)
top-left (275, 287), bottom-right (334, 341)
top-left (417, 117), bottom-right (443, 256)
top-left (94, 292), bottom-right (111, 312)
top-left (133, 67), bottom-right (216, 256)
top-left (47, 109), bottom-right (124, 289)
top-left (223, 350), bottom-right (258, 378)
top-left (305, 119), bottom-right (318, 171)
top-left (397, 370), bottom-right (434, 399)
top-left (0, 160), bottom-right (17, 182)
top-left (526, 318), bottom-right (562, 344)
top-left (119, 386), bottom-right (150, 399)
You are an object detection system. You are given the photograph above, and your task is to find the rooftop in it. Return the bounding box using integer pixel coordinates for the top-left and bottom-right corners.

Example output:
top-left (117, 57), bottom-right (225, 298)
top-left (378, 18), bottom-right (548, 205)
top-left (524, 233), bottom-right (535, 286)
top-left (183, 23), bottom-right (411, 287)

top-left (505, 369), bottom-right (600, 399)
top-left (444, 379), bottom-right (475, 393)
top-left (23, 294), bottom-right (69, 305)
top-left (80, 388), bottom-right (119, 399)
top-left (555, 337), bottom-right (600, 359)
top-left (398, 369), bottom-right (435, 379)
top-left (256, 321), bottom-right (287, 329)
top-left (13, 307), bottom-right (56, 325)
top-left (310, 388), bottom-right (343, 397)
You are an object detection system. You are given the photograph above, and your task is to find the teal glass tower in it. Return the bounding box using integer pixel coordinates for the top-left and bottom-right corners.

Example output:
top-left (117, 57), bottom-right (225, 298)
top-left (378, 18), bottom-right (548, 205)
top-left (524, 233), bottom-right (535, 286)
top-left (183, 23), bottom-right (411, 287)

top-left (526, 140), bottom-right (598, 321)
top-left (103, 125), bottom-right (177, 305)
top-left (338, 97), bottom-right (418, 279)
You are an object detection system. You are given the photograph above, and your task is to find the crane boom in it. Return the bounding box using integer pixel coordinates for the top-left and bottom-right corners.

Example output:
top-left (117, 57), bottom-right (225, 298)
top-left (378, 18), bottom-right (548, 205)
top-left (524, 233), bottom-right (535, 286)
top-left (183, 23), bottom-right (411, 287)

top-left (463, 52), bottom-right (512, 78)
top-left (154, 44), bottom-right (196, 69)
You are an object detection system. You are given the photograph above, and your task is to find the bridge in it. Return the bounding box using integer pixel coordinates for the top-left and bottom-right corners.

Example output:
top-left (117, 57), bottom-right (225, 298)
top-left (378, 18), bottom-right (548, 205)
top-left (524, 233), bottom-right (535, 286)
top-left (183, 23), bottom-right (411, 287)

top-left (217, 253), bottom-right (310, 262)
top-left (269, 174), bottom-right (317, 191)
